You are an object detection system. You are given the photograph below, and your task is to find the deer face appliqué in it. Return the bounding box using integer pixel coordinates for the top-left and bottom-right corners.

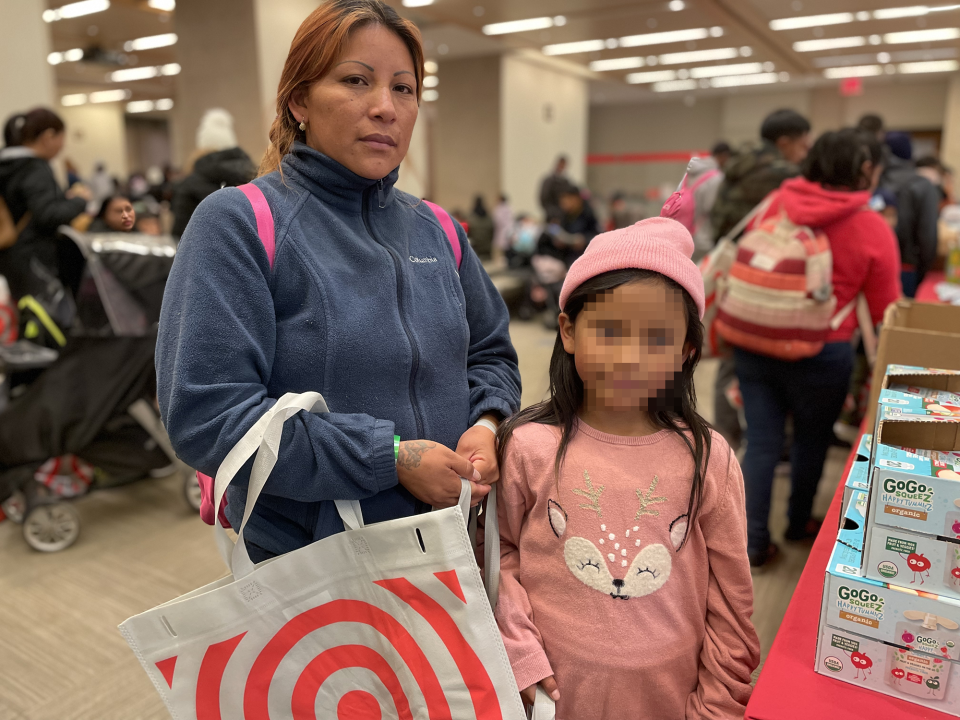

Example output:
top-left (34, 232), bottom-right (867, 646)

top-left (548, 472), bottom-right (687, 601)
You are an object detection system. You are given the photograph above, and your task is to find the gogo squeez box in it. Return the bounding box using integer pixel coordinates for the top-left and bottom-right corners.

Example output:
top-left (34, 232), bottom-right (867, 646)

top-left (817, 490), bottom-right (960, 713)
top-left (864, 400), bottom-right (960, 598)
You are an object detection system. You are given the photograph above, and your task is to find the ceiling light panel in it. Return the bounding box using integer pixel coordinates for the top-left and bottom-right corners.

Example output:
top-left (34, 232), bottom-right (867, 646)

top-left (626, 70), bottom-right (679, 84)
top-left (60, 93), bottom-right (88, 106)
top-left (769, 13), bottom-right (854, 30)
top-left (43, 0), bottom-right (109, 22)
top-left (658, 48), bottom-right (740, 64)
top-left (874, 6), bottom-right (930, 19)
top-left (589, 57), bottom-right (645, 72)
top-left (793, 37), bottom-right (866, 52)
top-left (618, 27), bottom-right (721, 48)
top-left (542, 39), bottom-right (607, 55)
top-left (823, 65), bottom-right (883, 78)
top-left (688, 62), bottom-right (765, 78)
top-left (402, 0), bottom-right (434, 6)
top-left (89, 89), bottom-right (131, 103)
top-left (652, 79), bottom-right (699, 92)
top-left (482, 16), bottom-right (563, 35)
top-left (898, 59), bottom-right (960, 72)
top-left (884, 28), bottom-right (960, 43)
top-left (47, 48), bottom-right (84, 65)
top-left (147, 0), bottom-right (175, 9)
top-left (709, 72), bottom-right (779, 87)
top-left (123, 33), bottom-right (177, 51)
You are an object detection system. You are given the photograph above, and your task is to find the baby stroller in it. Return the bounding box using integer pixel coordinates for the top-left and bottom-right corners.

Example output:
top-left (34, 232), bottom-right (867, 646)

top-left (0, 228), bottom-right (200, 552)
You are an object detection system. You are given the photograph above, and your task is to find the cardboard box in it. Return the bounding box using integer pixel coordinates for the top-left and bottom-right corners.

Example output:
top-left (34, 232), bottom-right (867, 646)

top-left (864, 302), bottom-right (960, 431)
top-left (815, 625), bottom-right (960, 713)
top-left (820, 490), bottom-right (960, 660)
top-left (841, 459), bottom-right (870, 533)
top-left (877, 365), bottom-right (960, 422)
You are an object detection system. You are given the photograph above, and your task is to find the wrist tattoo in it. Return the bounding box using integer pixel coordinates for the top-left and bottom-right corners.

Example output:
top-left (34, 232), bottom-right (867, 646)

top-left (397, 440), bottom-right (435, 470)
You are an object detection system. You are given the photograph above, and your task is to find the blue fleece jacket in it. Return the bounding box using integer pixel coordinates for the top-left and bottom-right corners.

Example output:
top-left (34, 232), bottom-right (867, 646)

top-left (156, 142), bottom-right (521, 557)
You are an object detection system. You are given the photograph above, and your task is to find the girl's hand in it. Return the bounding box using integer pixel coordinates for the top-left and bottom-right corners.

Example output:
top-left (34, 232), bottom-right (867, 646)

top-left (520, 676), bottom-right (560, 706)
top-left (455, 417), bottom-right (500, 485)
top-left (396, 440), bottom-right (488, 507)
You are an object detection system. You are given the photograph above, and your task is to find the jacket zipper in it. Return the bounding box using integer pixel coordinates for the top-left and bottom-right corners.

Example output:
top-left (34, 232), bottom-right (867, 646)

top-left (361, 183), bottom-right (425, 444)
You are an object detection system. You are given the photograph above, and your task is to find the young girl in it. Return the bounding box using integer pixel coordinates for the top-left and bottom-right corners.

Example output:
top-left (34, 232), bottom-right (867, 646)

top-left (495, 217), bottom-right (760, 719)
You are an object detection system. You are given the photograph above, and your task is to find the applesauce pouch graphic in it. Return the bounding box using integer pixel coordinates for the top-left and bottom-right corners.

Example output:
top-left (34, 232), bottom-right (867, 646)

top-left (896, 612), bottom-right (960, 663)
top-left (885, 645), bottom-right (949, 700)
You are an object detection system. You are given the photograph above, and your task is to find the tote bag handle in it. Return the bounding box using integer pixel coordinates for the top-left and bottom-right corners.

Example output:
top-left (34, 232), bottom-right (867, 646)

top-left (211, 391), bottom-right (481, 584)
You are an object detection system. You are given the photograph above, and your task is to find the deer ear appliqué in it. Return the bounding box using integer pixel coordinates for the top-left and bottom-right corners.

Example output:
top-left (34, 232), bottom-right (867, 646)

top-left (548, 499), bottom-right (567, 538)
top-left (669, 514), bottom-right (689, 550)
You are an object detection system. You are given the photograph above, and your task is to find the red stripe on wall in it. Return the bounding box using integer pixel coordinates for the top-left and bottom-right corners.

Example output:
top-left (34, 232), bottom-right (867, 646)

top-left (587, 151), bottom-right (711, 165)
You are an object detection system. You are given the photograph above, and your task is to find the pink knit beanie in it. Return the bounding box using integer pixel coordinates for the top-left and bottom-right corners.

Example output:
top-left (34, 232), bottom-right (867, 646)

top-left (558, 217), bottom-right (705, 318)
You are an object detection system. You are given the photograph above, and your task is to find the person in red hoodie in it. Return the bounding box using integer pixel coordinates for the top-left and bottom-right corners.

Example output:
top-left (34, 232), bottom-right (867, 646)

top-left (737, 128), bottom-right (901, 567)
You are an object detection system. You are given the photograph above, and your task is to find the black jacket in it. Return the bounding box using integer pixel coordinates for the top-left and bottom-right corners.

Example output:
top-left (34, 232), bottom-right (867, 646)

top-left (0, 149), bottom-right (86, 299)
top-left (171, 147), bottom-right (256, 237)
top-left (882, 156), bottom-right (940, 280)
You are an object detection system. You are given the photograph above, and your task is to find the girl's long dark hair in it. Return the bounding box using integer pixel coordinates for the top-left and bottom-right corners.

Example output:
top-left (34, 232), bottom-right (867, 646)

top-left (497, 269), bottom-right (711, 548)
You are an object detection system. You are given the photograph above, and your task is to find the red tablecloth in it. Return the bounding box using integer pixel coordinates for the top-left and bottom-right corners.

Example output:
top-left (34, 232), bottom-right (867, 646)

top-left (916, 271), bottom-right (946, 304)
top-left (745, 440), bottom-right (954, 720)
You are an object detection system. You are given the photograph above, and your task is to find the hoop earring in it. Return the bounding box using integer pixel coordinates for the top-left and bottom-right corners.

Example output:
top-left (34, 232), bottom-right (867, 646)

top-left (299, 118), bottom-right (307, 132)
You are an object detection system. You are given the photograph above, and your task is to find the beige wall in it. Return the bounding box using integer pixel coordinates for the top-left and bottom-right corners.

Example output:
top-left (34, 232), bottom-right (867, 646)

top-left (500, 53), bottom-right (589, 218)
top-left (173, 0), bottom-right (265, 167)
top-left (59, 103), bottom-right (128, 180)
top-left (433, 55), bottom-right (501, 213)
top-left (0, 0), bottom-right (55, 132)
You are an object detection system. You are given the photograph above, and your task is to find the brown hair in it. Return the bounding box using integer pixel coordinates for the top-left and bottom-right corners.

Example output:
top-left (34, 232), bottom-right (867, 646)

top-left (19, 107), bottom-right (65, 145)
top-left (258, 0), bottom-right (424, 177)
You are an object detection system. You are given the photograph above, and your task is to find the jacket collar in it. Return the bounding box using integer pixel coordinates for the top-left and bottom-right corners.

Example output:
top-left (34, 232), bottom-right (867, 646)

top-left (282, 141), bottom-right (400, 214)
top-left (0, 146), bottom-right (37, 162)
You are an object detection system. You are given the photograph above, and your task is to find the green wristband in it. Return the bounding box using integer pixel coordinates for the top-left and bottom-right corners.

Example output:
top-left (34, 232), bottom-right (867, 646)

top-left (394, 435), bottom-right (401, 462)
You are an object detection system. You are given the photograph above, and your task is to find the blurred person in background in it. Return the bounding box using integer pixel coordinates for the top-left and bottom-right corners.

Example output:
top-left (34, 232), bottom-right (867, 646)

top-left (539, 154), bottom-right (571, 220)
top-left (492, 193), bottom-right (513, 258)
top-left (733, 129), bottom-right (900, 568)
top-left (468, 194), bottom-right (493, 259)
top-left (88, 162), bottom-right (114, 212)
top-left (604, 191), bottom-right (632, 231)
top-left (558, 185), bottom-right (599, 262)
top-left (882, 132), bottom-right (940, 298)
top-left (134, 211), bottom-right (162, 236)
top-left (856, 113), bottom-right (885, 143)
top-left (171, 109), bottom-right (256, 238)
top-left (88, 194), bottom-right (135, 233)
top-left (916, 156), bottom-right (950, 206)
top-left (709, 108), bottom-right (811, 449)
top-left (64, 158), bottom-right (82, 188)
top-left (712, 140), bottom-right (732, 169)
top-left (682, 146), bottom-right (726, 263)
top-left (0, 108), bottom-right (91, 300)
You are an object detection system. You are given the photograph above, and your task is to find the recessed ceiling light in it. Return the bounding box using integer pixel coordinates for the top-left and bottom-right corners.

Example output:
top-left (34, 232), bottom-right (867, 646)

top-left (884, 28), bottom-right (960, 43)
top-left (123, 33), bottom-right (177, 52)
top-left (898, 59), bottom-right (960, 72)
top-left (618, 28), bottom-right (715, 48)
top-left (709, 72), bottom-right (779, 87)
top-left (423, 75), bottom-right (439, 88)
top-left (652, 79), bottom-right (698, 92)
top-left (769, 13), bottom-right (854, 30)
top-left (877, 52), bottom-right (892, 62)
top-left (874, 6), bottom-right (929, 19)
top-left (60, 93), bottom-right (88, 106)
top-left (626, 70), bottom-right (678, 84)
top-left (126, 100), bottom-right (156, 113)
top-left (793, 36), bottom-right (866, 52)
top-left (589, 57), bottom-right (645, 72)
top-left (402, 0), bottom-right (434, 6)
top-left (483, 16), bottom-right (558, 35)
top-left (147, 0), bottom-right (175, 9)
top-left (47, 48), bottom-right (84, 65)
top-left (689, 62), bottom-right (764, 78)
top-left (424, 60), bottom-right (438, 74)
top-left (668, 0), bottom-right (685, 10)
top-left (823, 64), bottom-right (883, 78)
top-left (155, 98), bottom-right (174, 110)
top-left (423, 89), bottom-right (439, 101)
top-left (542, 39), bottom-right (607, 55)
top-left (89, 89), bottom-right (131, 103)
top-left (658, 48), bottom-right (740, 64)
top-left (43, 0), bottom-right (109, 23)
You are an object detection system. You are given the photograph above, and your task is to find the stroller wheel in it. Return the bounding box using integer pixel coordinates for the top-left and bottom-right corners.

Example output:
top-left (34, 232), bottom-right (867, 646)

top-left (23, 502), bottom-right (80, 552)
top-left (183, 469), bottom-right (203, 512)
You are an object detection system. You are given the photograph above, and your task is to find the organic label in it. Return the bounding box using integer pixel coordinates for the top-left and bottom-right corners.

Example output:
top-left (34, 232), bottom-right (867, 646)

top-left (839, 610), bottom-right (880, 628)
top-left (877, 561), bottom-right (898, 579)
top-left (831, 634), bottom-right (861, 653)
top-left (885, 537), bottom-right (917, 554)
top-left (884, 505), bottom-right (928, 521)
top-left (823, 656), bottom-right (843, 673)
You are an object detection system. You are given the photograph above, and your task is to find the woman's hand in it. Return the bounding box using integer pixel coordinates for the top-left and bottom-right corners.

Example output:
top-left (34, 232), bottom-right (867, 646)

top-left (396, 440), bottom-right (488, 507)
top-left (455, 416), bottom-right (500, 485)
top-left (520, 676), bottom-right (560, 706)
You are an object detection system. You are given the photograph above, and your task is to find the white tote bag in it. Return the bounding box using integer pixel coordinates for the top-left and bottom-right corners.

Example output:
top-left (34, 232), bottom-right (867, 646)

top-left (120, 391), bottom-right (525, 720)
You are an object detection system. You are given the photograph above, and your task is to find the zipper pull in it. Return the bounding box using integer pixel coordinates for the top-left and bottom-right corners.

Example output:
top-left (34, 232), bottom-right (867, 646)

top-left (377, 179), bottom-right (385, 209)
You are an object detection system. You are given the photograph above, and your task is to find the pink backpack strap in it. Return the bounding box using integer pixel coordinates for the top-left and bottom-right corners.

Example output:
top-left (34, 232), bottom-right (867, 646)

top-left (239, 183), bottom-right (276, 268)
top-left (689, 168), bottom-right (720, 192)
top-left (422, 199), bottom-right (462, 270)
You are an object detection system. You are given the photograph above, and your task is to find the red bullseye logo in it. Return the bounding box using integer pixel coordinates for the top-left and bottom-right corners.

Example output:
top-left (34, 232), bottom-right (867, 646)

top-left (151, 570), bottom-right (505, 720)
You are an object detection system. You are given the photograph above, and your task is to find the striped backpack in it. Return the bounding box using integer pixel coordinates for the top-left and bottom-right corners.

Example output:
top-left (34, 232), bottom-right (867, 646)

top-left (714, 200), bottom-right (855, 361)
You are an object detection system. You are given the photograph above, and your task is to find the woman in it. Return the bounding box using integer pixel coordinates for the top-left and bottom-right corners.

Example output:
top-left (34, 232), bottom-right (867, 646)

top-left (734, 129), bottom-right (901, 567)
top-left (468, 195), bottom-right (494, 259)
top-left (88, 194), bottom-right (136, 233)
top-left (0, 108), bottom-right (91, 300)
top-left (157, 0), bottom-right (520, 562)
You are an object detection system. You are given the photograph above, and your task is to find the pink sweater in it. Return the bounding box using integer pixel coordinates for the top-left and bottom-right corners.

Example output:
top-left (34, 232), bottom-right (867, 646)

top-left (495, 420), bottom-right (760, 719)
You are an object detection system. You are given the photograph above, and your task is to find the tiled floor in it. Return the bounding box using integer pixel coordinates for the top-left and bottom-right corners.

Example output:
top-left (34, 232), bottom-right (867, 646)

top-left (0, 319), bottom-right (846, 718)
